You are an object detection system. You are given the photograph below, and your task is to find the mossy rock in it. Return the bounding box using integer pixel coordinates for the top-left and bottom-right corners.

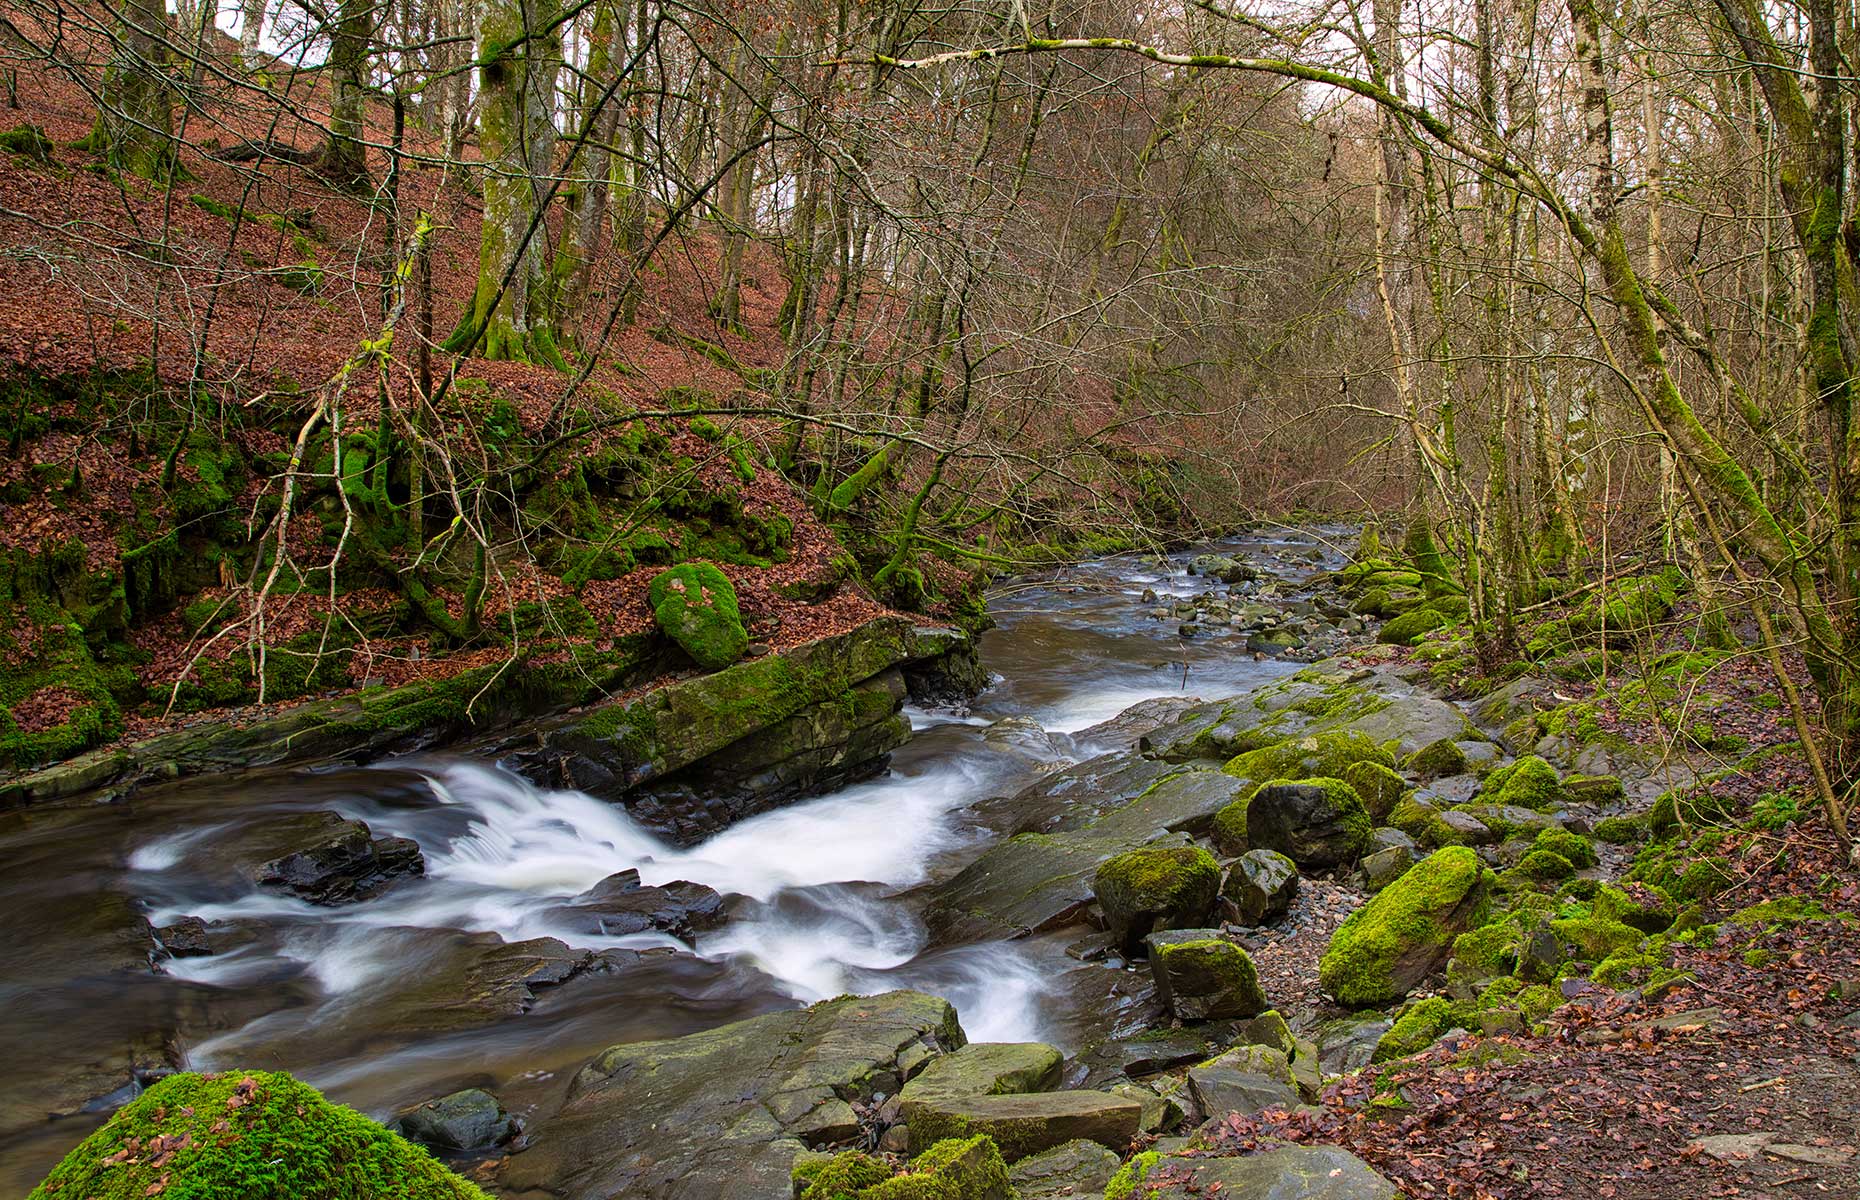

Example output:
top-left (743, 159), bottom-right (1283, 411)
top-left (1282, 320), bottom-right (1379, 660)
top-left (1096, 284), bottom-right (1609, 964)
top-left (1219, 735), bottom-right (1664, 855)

top-left (1372, 996), bottom-right (1461, 1062)
top-left (1209, 791), bottom-right (1253, 855)
top-left (1591, 814), bottom-right (1647, 844)
top-left (1532, 828), bottom-right (1596, 869)
top-left (863, 1135), bottom-right (1013, 1200)
top-left (794, 1150), bottom-right (894, 1200)
top-left (1450, 920), bottom-right (1521, 979)
top-left (1480, 755), bottom-right (1563, 811)
top-left (1562, 774), bottom-right (1625, 803)
top-left (1245, 777), bottom-right (1373, 869)
top-left (1093, 845), bottom-right (1221, 953)
top-left (647, 563), bottom-right (748, 670)
top-left (1549, 916), bottom-right (1643, 961)
top-left (1402, 737), bottom-right (1468, 781)
top-left (1507, 849), bottom-right (1576, 883)
top-left (0, 123), bottom-right (55, 165)
top-left (1319, 847), bottom-right (1495, 1009)
top-left (1593, 883), bottom-right (1678, 933)
top-left (1146, 930), bottom-right (1268, 1020)
top-left (1378, 607), bottom-right (1450, 646)
top-left (1222, 730), bottom-right (1394, 784)
top-left (1387, 795), bottom-right (1465, 848)
top-left (27, 1071), bottom-right (489, 1199)
top-left (1343, 760), bottom-right (1409, 823)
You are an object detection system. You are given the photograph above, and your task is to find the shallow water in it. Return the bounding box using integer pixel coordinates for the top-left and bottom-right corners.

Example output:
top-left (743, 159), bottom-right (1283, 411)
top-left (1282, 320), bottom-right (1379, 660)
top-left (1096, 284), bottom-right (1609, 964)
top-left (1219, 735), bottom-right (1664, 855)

top-left (0, 528), bottom-right (1347, 1192)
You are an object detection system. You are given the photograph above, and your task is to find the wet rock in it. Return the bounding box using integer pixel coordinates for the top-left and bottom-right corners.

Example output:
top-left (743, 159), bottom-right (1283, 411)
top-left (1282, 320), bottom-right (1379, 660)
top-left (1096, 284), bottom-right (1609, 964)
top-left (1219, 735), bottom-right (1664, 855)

top-left (1248, 629), bottom-right (1305, 654)
top-left (547, 869), bottom-right (725, 939)
top-left (396, 1087), bottom-right (517, 1151)
top-left (905, 1090), bottom-right (1143, 1158)
top-left (1246, 780), bottom-right (1372, 870)
top-left (1359, 847), bottom-right (1412, 892)
top-left (240, 811), bottom-right (424, 905)
top-left (1074, 1027), bottom-right (1230, 1086)
top-left (1109, 1083), bottom-right (1182, 1134)
top-left (1009, 1138), bottom-right (1121, 1200)
top-left (1314, 1015), bottom-right (1392, 1076)
top-left (154, 916), bottom-right (212, 958)
top-left (1147, 929), bottom-right (1268, 1020)
top-left (501, 990), bottom-right (964, 1200)
top-left (1186, 1045), bottom-right (1300, 1117)
top-left (1117, 1145), bottom-right (1398, 1199)
top-left (1191, 554), bottom-right (1258, 584)
top-left (1222, 849), bottom-right (1299, 925)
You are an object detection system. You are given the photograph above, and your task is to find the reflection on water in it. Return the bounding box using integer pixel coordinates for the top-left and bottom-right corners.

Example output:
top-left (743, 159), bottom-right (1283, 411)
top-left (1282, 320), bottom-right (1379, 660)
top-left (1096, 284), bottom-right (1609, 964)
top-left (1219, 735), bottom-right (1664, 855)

top-left (0, 529), bottom-right (1345, 1192)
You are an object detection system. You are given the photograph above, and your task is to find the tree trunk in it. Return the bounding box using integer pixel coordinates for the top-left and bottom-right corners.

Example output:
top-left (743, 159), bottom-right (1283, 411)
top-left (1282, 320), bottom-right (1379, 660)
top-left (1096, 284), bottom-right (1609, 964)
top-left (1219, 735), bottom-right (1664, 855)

top-left (89, 0), bottom-right (174, 178)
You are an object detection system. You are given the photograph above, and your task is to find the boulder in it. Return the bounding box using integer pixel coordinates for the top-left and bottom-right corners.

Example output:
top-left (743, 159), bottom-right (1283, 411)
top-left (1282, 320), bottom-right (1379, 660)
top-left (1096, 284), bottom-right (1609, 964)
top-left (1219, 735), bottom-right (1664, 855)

top-left (242, 811), bottom-right (424, 905)
top-left (648, 563), bottom-right (749, 670)
top-left (1245, 779), bottom-right (1372, 869)
top-left (1073, 1028), bottom-right (1227, 1086)
top-left (904, 1090), bottom-right (1142, 1159)
top-left (499, 990), bottom-right (965, 1200)
top-left (1006, 1139), bottom-right (1121, 1200)
top-left (545, 869), bottom-right (726, 939)
top-left (1341, 761), bottom-right (1408, 823)
top-left (1146, 930), bottom-right (1268, 1020)
top-left (1222, 849), bottom-right (1299, 925)
top-left (397, 1088), bottom-right (517, 1152)
top-left (1093, 845), bottom-right (1221, 953)
top-left (1186, 1045), bottom-right (1300, 1117)
top-left (1403, 737), bottom-right (1468, 781)
top-left (1358, 846), bottom-right (1413, 892)
top-left (1319, 847), bottom-right (1495, 1008)
top-left (1108, 1145), bottom-right (1398, 1199)
top-left (899, 1042), bottom-right (1064, 1112)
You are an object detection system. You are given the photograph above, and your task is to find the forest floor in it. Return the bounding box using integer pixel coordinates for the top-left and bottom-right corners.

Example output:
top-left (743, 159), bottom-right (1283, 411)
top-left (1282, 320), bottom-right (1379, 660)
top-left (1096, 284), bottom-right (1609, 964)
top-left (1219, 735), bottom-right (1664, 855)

top-left (1209, 633), bottom-right (1860, 1200)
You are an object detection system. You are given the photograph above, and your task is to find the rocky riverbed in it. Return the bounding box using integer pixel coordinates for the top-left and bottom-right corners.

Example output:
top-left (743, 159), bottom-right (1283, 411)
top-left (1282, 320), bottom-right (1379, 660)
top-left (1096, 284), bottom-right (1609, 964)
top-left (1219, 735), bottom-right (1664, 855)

top-left (2, 527), bottom-right (1701, 1197)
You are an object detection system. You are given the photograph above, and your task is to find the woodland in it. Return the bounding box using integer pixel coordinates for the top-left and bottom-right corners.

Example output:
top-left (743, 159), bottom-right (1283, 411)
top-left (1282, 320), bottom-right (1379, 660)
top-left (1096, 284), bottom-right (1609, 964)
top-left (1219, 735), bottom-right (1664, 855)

top-left (0, 0), bottom-right (1858, 1194)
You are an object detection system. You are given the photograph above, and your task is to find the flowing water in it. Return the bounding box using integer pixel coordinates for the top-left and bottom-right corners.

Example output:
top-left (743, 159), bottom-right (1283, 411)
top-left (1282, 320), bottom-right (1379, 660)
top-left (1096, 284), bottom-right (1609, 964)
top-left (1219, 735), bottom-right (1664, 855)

top-left (0, 528), bottom-right (1348, 1192)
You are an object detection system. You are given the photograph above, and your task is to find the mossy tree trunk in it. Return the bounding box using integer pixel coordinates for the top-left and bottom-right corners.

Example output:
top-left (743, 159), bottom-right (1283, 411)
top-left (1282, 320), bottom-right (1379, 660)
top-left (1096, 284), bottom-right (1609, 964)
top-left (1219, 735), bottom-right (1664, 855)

top-left (550, 0), bottom-right (622, 346)
top-left (89, 0), bottom-right (174, 178)
top-left (322, 0), bottom-right (373, 190)
top-left (445, 0), bottom-right (567, 369)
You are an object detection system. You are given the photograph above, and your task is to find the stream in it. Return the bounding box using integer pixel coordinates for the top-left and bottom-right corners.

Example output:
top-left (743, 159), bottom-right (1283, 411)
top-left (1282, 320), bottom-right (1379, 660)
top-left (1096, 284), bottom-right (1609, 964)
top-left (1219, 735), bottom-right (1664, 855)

top-left (0, 528), bottom-right (1348, 1194)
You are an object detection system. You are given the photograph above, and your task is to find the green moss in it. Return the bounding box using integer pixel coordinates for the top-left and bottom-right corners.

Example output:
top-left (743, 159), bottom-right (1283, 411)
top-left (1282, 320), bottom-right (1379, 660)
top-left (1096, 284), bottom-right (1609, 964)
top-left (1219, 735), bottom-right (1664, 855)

top-left (1592, 884), bottom-right (1676, 933)
top-left (1731, 895), bottom-right (1846, 926)
top-left (1343, 760), bottom-right (1409, 822)
top-left (0, 123), bottom-right (55, 164)
top-left (1319, 846), bottom-right (1494, 1008)
top-left (1403, 737), bottom-right (1468, 779)
top-left (1373, 996), bottom-right (1461, 1062)
top-left (27, 1071), bottom-right (488, 1200)
top-left (1388, 795), bottom-right (1465, 848)
top-left (1507, 849), bottom-right (1576, 883)
top-left (647, 563), bottom-right (748, 670)
top-left (1094, 845), bottom-right (1221, 921)
top-left (1223, 730), bottom-right (1394, 784)
top-left (1451, 921), bottom-right (1521, 978)
top-left (1481, 755), bottom-right (1563, 810)
top-left (861, 1136), bottom-right (1011, 1199)
top-left (1378, 606), bottom-right (1450, 645)
top-left (1251, 776), bottom-right (1373, 863)
top-left (794, 1151), bottom-right (894, 1200)
top-left (1209, 793), bottom-right (1252, 855)
top-left (1102, 1151), bottom-right (1160, 1200)
top-left (1549, 916), bottom-right (1643, 961)
top-left (1592, 815), bottom-right (1647, 844)
top-left (1532, 828), bottom-right (1597, 868)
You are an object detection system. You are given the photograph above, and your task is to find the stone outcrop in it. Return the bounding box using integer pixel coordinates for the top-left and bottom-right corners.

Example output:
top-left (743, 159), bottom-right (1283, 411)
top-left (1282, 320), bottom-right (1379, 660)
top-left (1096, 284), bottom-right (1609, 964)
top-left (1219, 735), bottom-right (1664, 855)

top-left (498, 990), bottom-right (965, 1200)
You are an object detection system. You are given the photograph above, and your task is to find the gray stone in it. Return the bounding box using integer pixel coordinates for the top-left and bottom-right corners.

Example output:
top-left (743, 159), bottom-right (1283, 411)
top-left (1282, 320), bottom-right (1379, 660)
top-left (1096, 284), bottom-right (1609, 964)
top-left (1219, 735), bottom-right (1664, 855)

top-left (1122, 1146), bottom-right (1398, 1199)
top-left (1186, 1046), bottom-right (1300, 1117)
top-left (900, 1042), bottom-right (1064, 1109)
top-left (397, 1088), bottom-right (516, 1151)
top-left (499, 990), bottom-right (964, 1200)
top-left (545, 869), bottom-right (725, 939)
top-left (1247, 782), bottom-right (1371, 869)
top-left (905, 1090), bottom-right (1143, 1158)
top-left (1074, 1027), bottom-right (1227, 1086)
top-left (1359, 846), bottom-right (1414, 892)
top-left (1108, 1083), bottom-right (1182, 1134)
top-left (1223, 849), bottom-right (1300, 925)
top-left (1314, 1015), bottom-right (1393, 1076)
top-left (233, 811), bottom-right (425, 905)
top-left (1438, 810), bottom-right (1497, 846)
top-left (1008, 1138), bottom-right (1122, 1200)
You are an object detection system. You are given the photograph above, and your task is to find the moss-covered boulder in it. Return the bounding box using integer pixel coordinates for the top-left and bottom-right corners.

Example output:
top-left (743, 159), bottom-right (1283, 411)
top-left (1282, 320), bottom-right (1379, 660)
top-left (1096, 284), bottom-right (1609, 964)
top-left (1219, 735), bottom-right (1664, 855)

top-left (903, 1092), bottom-right (1141, 1160)
top-left (1593, 882), bottom-right (1677, 933)
top-left (1244, 777), bottom-right (1372, 869)
top-left (1479, 755), bottom-right (1564, 810)
top-left (1372, 996), bottom-right (1462, 1062)
top-left (793, 1149), bottom-right (894, 1200)
top-left (867, 1136), bottom-right (1014, 1200)
top-left (1507, 848), bottom-right (1576, 883)
top-left (1093, 845), bottom-right (1221, 953)
top-left (1378, 607), bottom-right (1450, 645)
top-left (1319, 847), bottom-right (1495, 1008)
top-left (27, 1071), bottom-right (489, 1200)
top-left (1145, 929), bottom-right (1268, 1020)
top-left (648, 563), bottom-right (748, 670)
top-left (1387, 794), bottom-right (1465, 848)
top-left (1343, 760), bottom-right (1409, 823)
top-left (1403, 737), bottom-right (1468, 781)
top-left (1209, 791), bottom-right (1253, 855)
top-left (1532, 828), bottom-right (1597, 869)
top-left (1222, 730), bottom-right (1394, 783)
top-left (899, 1042), bottom-right (1063, 1111)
